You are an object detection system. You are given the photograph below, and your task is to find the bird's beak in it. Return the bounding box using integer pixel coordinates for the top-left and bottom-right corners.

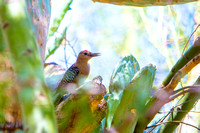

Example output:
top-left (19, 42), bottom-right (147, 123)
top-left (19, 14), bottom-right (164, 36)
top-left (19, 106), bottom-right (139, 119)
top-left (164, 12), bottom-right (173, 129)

top-left (89, 52), bottom-right (100, 57)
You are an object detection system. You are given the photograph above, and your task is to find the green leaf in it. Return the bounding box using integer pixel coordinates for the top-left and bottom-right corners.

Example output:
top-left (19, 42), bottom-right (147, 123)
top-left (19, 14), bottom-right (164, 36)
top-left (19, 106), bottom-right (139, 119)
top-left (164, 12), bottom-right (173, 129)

top-left (112, 65), bottom-right (156, 133)
top-left (106, 55), bottom-right (140, 128)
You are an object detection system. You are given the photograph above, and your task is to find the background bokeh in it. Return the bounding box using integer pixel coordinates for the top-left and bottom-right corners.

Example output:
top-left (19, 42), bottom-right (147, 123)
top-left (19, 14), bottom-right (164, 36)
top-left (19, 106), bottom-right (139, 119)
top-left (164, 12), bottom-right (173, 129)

top-left (46, 0), bottom-right (198, 88)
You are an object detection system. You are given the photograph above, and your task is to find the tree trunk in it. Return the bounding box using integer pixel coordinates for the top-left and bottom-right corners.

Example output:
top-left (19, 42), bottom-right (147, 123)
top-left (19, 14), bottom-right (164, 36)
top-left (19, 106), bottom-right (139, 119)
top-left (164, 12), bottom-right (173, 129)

top-left (26, 0), bottom-right (51, 63)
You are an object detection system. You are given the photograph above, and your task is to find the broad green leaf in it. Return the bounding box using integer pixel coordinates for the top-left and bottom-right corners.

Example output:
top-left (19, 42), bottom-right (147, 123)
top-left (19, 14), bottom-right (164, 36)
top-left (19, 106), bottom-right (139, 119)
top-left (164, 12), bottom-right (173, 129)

top-left (112, 65), bottom-right (156, 133)
top-left (106, 55), bottom-right (140, 128)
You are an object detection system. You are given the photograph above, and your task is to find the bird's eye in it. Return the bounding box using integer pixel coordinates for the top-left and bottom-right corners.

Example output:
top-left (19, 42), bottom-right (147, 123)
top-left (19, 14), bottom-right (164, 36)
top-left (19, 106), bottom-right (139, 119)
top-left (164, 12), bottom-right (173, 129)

top-left (84, 52), bottom-right (87, 55)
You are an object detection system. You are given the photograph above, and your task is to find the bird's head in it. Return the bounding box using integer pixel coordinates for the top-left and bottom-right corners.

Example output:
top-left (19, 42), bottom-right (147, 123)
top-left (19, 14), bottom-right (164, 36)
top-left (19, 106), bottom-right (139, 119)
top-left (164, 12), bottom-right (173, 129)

top-left (77, 50), bottom-right (100, 62)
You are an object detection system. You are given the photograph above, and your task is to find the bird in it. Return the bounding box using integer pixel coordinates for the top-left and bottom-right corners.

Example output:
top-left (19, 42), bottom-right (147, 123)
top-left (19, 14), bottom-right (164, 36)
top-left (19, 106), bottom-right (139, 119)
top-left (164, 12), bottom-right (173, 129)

top-left (54, 50), bottom-right (100, 105)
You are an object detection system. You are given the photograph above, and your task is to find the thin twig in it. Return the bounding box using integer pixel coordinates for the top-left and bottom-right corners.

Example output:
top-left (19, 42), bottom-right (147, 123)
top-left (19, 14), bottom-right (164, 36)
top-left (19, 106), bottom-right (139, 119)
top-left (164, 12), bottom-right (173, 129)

top-left (166, 87), bottom-right (200, 113)
top-left (66, 39), bottom-right (77, 57)
top-left (62, 29), bottom-right (68, 69)
top-left (64, 40), bottom-right (68, 69)
top-left (56, 31), bottom-right (77, 57)
top-left (175, 98), bottom-right (198, 109)
top-left (71, 39), bottom-right (78, 57)
top-left (170, 85), bottom-right (200, 95)
top-left (148, 108), bottom-right (174, 133)
top-left (169, 87), bottom-right (200, 102)
top-left (146, 121), bottom-right (200, 130)
top-left (181, 24), bottom-right (200, 56)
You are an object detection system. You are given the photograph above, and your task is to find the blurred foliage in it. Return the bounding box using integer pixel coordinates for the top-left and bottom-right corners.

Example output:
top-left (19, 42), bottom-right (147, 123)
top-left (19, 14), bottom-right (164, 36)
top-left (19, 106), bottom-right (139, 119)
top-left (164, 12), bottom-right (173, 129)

top-left (0, 0), bottom-right (57, 132)
top-left (0, 54), bottom-right (9, 123)
top-left (0, 53), bottom-right (21, 129)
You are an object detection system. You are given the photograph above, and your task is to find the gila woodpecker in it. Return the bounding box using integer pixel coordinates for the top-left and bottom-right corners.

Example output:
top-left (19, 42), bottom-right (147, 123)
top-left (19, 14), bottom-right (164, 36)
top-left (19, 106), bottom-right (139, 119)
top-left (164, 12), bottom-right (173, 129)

top-left (54, 50), bottom-right (100, 105)
top-left (58, 50), bottom-right (100, 87)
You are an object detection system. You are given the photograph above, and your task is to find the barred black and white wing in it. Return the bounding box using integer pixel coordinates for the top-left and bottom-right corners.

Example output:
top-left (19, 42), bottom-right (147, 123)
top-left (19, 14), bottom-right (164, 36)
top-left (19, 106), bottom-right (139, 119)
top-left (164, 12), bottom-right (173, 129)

top-left (57, 65), bottom-right (80, 88)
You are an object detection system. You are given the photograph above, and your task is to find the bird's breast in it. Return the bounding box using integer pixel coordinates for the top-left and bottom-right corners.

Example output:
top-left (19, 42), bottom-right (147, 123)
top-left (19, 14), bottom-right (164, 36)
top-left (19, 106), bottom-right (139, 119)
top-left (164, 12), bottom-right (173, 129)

top-left (79, 63), bottom-right (90, 76)
top-left (73, 63), bottom-right (90, 84)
